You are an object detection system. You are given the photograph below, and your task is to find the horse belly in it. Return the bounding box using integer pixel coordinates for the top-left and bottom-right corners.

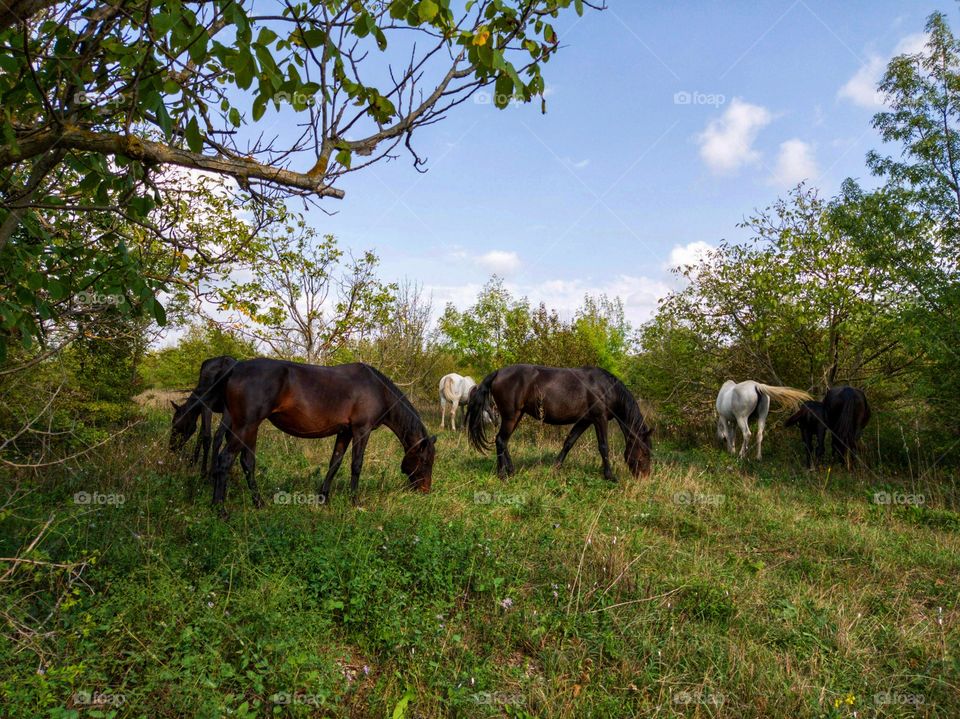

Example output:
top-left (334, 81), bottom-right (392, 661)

top-left (267, 398), bottom-right (350, 438)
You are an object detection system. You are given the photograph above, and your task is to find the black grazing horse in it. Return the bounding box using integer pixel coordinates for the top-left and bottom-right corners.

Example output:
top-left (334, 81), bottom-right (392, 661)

top-left (170, 355), bottom-right (236, 477)
top-left (823, 386), bottom-right (871, 468)
top-left (784, 400), bottom-right (827, 469)
top-left (465, 364), bottom-right (653, 481)
top-left (208, 359), bottom-right (436, 512)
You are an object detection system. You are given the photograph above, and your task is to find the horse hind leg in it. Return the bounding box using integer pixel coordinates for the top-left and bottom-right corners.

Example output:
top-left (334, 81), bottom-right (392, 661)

top-left (451, 398), bottom-right (459, 431)
top-left (319, 429), bottom-right (351, 504)
top-left (555, 419), bottom-right (590, 468)
top-left (495, 411), bottom-right (522, 478)
top-left (440, 398), bottom-right (447, 429)
top-left (722, 418), bottom-right (736, 454)
top-left (755, 415), bottom-right (766, 460)
top-left (736, 415), bottom-right (752, 459)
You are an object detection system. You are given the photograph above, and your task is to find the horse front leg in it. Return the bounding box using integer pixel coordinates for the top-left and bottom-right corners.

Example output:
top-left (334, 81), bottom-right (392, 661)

top-left (802, 429), bottom-right (814, 470)
top-left (210, 413), bottom-right (230, 485)
top-left (555, 419), bottom-right (590, 468)
top-left (349, 428), bottom-right (371, 505)
top-left (593, 420), bottom-right (616, 482)
top-left (199, 408), bottom-right (212, 476)
top-left (319, 429), bottom-right (351, 504)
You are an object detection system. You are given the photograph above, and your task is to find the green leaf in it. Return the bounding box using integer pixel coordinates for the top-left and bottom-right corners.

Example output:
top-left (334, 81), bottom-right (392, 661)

top-left (184, 116), bottom-right (203, 153)
top-left (391, 689), bottom-right (415, 719)
top-left (417, 0), bottom-right (439, 23)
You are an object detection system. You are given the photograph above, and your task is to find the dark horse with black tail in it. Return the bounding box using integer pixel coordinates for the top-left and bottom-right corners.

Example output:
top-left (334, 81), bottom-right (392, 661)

top-left (784, 400), bottom-right (827, 469)
top-left (823, 386), bottom-right (871, 469)
top-left (208, 358), bottom-right (436, 513)
top-left (465, 364), bottom-right (653, 481)
top-left (170, 355), bottom-right (236, 477)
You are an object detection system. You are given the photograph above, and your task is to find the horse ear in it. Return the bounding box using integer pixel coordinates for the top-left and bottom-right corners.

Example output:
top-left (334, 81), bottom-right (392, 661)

top-left (429, 434), bottom-right (438, 445)
top-left (170, 400), bottom-right (180, 410)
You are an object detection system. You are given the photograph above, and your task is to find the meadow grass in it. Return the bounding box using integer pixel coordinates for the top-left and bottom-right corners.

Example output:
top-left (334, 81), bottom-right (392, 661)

top-left (1, 406), bottom-right (958, 718)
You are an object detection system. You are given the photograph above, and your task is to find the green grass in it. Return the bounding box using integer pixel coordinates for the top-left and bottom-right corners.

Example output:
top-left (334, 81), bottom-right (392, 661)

top-left (1, 407), bottom-right (958, 718)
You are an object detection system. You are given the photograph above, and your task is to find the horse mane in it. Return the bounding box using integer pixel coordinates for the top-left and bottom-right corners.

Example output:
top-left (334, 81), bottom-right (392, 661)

top-left (363, 364), bottom-right (427, 441)
top-left (599, 369), bottom-right (648, 435)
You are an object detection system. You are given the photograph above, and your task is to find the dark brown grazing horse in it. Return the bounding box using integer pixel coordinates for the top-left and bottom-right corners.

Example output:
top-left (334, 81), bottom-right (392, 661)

top-left (466, 364), bottom-right (653, 481)
top-left (823, 386), bottom-right (871, 468)
top-left (209, 359), bottom-right (436, 512)
top-left (784, 400), bottom-right (827, 469)
top-left (170, 355), bottom-right (236, 477)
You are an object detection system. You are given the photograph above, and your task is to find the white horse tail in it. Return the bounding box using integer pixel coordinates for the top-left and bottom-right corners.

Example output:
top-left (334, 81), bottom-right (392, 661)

top-left (440, 374), bottom-right (457, 401)
top-left (754, 383), bottom-right (813, 410)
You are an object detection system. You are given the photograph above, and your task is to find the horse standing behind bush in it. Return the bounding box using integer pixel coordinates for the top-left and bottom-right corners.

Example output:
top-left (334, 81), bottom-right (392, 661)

top-left (784, 400), bottom-right (827, 469)
top-left (466, 364), bottom-right (653, 481)
top-left (438, 373), bottom-right (476, 430)
top-left (823, 386), bottom-right (871, 468)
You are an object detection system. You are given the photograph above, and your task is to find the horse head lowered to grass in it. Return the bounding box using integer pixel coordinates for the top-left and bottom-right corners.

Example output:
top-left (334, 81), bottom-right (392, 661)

top-left (206, 358), bottom-right (436, 514)
top-left (465, 364), bottom-right (653, 482)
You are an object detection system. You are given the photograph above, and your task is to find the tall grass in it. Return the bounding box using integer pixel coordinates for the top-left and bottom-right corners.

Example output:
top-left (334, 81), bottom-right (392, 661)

top-left (1, 404), bottom-right (957, 718)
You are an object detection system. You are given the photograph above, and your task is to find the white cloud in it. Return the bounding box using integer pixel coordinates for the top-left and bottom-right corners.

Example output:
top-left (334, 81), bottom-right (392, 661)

top-left (770, 138), bottom-right (819, 187)
top-left (665, 241), bottom-right (713, 271)
top-left (837, 56), bottom-right (887, 108)
top-left (697, 98), bottom-right (773, 174)
top-left (477, 250), bottom-right (521, 274)
top-left (838, 33), bottom-right (928, 109)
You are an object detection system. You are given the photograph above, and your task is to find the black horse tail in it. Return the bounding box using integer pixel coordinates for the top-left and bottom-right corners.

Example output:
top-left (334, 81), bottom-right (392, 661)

top-left (466, 370), bottom-right (498, 452)
top-left (199, 359), bottom-right (237, 414)
top-left (835, 396), bottom-right (858, 456)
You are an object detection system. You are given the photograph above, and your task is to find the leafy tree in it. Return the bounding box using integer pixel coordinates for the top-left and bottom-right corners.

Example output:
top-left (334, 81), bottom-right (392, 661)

top-left (834, 11), bottom-right (960, 441)
top-left (139, 321), bottom-right (258, 389)
top-left (439, 275), bottom-right (529, 373)
top-left (217, 221), bottom-right (395, 362)
top-left (0, 169), bottom-right (273, 363)
top-left (659, 186), bottom-right (906, 391)
top-left (1, 0), bottom-right (601, 362)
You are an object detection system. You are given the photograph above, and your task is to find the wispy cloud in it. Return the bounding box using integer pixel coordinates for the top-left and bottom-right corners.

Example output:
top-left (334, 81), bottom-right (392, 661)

top-left (769, 138), bottom-right (818, 187)
top-left (697, 98), bottom-right (773, 174)
top-left (838, 32), bottom-right (927, 109)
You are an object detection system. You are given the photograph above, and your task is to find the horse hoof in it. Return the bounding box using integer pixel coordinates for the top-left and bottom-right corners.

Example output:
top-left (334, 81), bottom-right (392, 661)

top-left (215, 505), bottom-right (230, 520)
top-left (253, 496), bottom-right (264, 509)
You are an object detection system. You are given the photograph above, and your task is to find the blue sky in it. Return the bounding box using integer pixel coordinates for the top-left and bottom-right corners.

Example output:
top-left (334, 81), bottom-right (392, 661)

top-left (292, 0), bottom-right (955, 327)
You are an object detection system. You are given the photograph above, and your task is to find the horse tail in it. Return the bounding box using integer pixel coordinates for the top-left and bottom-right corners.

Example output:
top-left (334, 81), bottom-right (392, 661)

top-left (835, 395), bottom-right (858, 458)
top-left (754, 383), bottom-right (812, 411)
top-left (440, 374), bottom-right (455, 402)
top-left (466, 371), bottom-right (498, 452)
top-left (199, 360), bottom-right (237, 414)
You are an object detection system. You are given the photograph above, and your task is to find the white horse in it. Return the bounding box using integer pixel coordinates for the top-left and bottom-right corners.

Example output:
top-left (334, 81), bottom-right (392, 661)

top-left (715, 380), bottom-right (812, 459)
top-left (439, 373), bottom-right (477, 430)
